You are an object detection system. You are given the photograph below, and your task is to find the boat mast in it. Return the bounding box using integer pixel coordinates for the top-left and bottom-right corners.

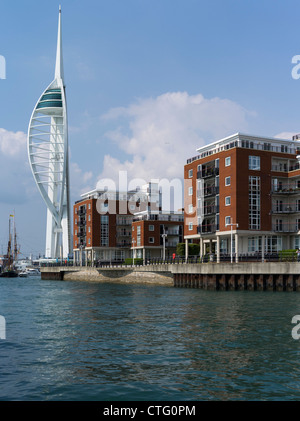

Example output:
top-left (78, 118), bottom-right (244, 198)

top-left (7, 217), bottom-right (12, 269)
top-left (13, 213), bottom-right (18, 262)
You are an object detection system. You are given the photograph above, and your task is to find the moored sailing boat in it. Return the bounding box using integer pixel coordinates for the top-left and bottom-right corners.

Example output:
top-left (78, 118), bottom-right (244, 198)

top-left (0, 215), bottom-right (18, 278)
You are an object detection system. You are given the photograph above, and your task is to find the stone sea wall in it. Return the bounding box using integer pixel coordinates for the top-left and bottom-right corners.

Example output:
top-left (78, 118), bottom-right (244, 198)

top-left (41, 267), bottom-right (173, 285)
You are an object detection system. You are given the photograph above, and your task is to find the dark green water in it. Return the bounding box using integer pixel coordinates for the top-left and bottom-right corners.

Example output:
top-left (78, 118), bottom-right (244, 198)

top-left (0, 277), bottom-right (300, 401)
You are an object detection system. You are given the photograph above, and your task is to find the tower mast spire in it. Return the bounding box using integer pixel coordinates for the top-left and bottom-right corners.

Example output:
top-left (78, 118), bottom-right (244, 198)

top-left (28, 6), bottom-right (71, 259)
top-left (55, 5), bottom-right (64, 83)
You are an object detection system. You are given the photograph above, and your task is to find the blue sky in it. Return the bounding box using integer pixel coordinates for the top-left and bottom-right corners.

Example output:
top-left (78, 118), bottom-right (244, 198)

top-left (0, 0), bottom-right (300, 257)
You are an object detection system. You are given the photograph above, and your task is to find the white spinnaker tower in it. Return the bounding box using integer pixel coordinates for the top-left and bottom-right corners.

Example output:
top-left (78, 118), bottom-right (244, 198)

top-left (28, 7), bottom-right (71, 259)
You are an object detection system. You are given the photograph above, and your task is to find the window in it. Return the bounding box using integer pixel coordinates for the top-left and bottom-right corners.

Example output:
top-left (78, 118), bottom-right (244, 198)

top-left (137, 226), bottom-right (141, 235)
top-left (188, 187), bottom-right (193, 196)
top-left (225, 176), bottom-right (231, 186)
top-left (149, 237), bottom-right (154, 243)
top-left (88, 203), bottom-right (91, 210)
top-left (225, 196), bottom-right (231, 206)
top-left (189, 204), bottom-right (193, 214)
top-left (189, 222), bottom-right (193, 231)
top-left (275, 219), bottom-right (283, 232)
top-left (188, 169), bottom-right (193, 178)
top-left (249, 156), bottom-right (260, 170)
top-left (225, 216), bottom-right (231, 226)
top-left (225, 157), bottom-right (231, 167)
top-left (248, 237), bottom-right (262, 252)
top-left (149, 225), bottom-right (154, 231)
top-left (249, 176), bottom-right (260, 230)
top-left (88, 215), bottom-right (91, 221)
top-left (265, 235), bottom-right (282, 252)
top-left (100, 215), bottom-right (109, 246)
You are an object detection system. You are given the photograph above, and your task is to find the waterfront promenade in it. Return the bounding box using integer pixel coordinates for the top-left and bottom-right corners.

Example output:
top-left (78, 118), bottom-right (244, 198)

top-left (40, 261), bottom-right (300, 291)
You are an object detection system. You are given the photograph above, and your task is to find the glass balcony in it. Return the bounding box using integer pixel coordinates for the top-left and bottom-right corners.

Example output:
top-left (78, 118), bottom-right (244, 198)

top-left (197, 167), bottom-right (219, 179)
top-left (197, 224), bottom-right (217, 234)
top-left (272, 223), bottom-right (299, 233)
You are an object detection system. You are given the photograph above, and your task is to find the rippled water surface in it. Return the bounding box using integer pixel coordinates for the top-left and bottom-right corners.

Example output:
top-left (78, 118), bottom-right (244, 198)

top-left (1, 277), bottom-right (300, 401)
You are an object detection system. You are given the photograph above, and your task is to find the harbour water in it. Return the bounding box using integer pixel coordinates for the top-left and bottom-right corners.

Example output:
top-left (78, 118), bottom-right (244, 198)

top-left (0, 276), bottom-right (300, 401)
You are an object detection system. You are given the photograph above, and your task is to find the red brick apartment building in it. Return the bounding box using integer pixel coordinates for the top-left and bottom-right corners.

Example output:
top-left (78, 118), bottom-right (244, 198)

top-left (73, 182), bottom-right (161, 265)
top-left (184, 132), bottom-right (300, 262)
top-left (131, 210), bottom-right (184, 261)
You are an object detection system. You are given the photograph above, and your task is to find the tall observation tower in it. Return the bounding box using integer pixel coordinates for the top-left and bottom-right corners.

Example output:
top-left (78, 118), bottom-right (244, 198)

top-left (28, 6), bottom-right (71, 259)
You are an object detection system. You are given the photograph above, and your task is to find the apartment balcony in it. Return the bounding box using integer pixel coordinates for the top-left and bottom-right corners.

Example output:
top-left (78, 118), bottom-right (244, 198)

top-left (165, 241), bottom-right (179, 248)
top-left (116, 221), bottom-right (132, 226)
top-left (166, 230), bottom-right (180, 236)
top-left (116, 242), bottom-right (131, 248)
top-left (133, 214), bottom-right (184, 223)
top-left (197, 167), bottom-right (219, 179)
top-left (271, 205), bottom-right (300, 214)
top-left (272, 223), bottom-right (299, 233)
top-left (117, 232), bottom-right (132, 237)
top-left (203, 205), bottom-right (219, 216)
top-left (197, 224), bottom-right (217, 235)
top-left (203, 186), bottom-right (219, 197)
top-left (271, 187), bottom-right (300, 195)
top-left (272, 163), bottom-right (300, 172)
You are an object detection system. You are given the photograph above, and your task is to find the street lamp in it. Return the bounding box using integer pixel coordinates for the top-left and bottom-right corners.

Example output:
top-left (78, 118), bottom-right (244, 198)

top-left (229, 218), bottom-right (239, 263)
top-left (132, 238), bottom-right (136, 266)
top-left (161, 225), bottom-right (167, 262)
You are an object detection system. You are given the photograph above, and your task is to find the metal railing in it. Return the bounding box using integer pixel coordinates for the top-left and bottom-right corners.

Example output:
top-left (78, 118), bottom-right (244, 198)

top-left (41, 252), bottom-right (300, 268)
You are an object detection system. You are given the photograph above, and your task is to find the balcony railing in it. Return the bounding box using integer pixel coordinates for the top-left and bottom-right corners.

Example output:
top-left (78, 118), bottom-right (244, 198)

top-left (203, 205), bottom-right (219, 216)
top-left (166, 230), bottom-right (180, 236)
top-left (271, 205), bottom-right (300, 214)
top-left (271, 187), bottom-right (300, 195)
top-left (272, 163), bottom-right (300, 172)
top-left (133, 214), bottom-right (184, 222)
top-left (197, 224), bottom-right (217, 234)
top-left (203, 186), bottom-right (219, 197)
top-left (197, 167), bottom-right (219, 179)
top-left (272, 223), bottom-right (300, 233)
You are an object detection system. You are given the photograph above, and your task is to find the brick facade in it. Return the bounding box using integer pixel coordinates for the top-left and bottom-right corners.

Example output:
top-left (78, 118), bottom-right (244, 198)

top-left (184, 133), bottom-right (300, 261)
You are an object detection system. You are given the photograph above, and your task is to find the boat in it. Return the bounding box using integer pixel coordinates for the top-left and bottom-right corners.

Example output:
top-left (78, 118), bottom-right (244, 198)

top-left (18, 271), bottom-right (28, 278)
top-left (0, 215), bottom-right (18, 278)
top-left (25, 268), bottom-right (40, 276)
top-left (0, 270), bottom-right (18, 278)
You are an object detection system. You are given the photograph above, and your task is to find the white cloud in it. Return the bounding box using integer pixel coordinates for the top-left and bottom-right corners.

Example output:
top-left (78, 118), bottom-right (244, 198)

top-left (275, 132), bottom-right (296, 140)
top-left (0, 128), bottom-right (27, 157)
top-left (99, 91), bottom-right (252, 183)
top-left (69, 162), bottom-right (94, 199)
top-left (0, 128), bottom-right (93, 205)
